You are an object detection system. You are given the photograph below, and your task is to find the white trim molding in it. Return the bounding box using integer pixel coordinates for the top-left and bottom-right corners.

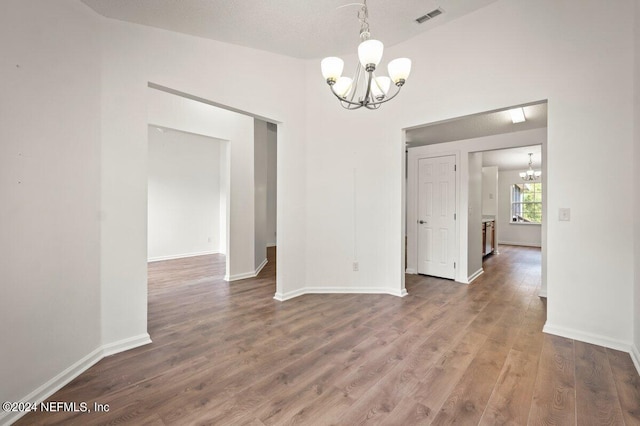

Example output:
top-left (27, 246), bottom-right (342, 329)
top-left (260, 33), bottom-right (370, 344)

top-left (254, 258), bottom-right (268, 276)
top-left (538, 289), bottom-right (547, 298)
top-left (467, 268), bottom-right (484, 283)
top-left (405, 268), bottom-right (417, 274)
top-left (631, 344), bottom-right (640, 376)
top-left (274, 287), bottom-right (408, 302)
top-left (497, 240), bottom-right (541, 248)
top-left (148, 250), bottom-right (218, 262)
top-left (102, 333), bottom-right (152, 357)
top-left (0, 347), bottom-right (103, 425)
top-left (544, 322), bottom-right (638, 374)
top-left (225, 259), bottom-right (268, 282)
top-left (0, 334), bottom-right (151, 425)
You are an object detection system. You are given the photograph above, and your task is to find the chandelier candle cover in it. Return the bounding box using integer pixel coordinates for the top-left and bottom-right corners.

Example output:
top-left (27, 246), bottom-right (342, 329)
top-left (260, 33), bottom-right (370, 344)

top-left (520, 153), bottom-right (542, 181)
top-left (321, 0), bottom-right (412, 110)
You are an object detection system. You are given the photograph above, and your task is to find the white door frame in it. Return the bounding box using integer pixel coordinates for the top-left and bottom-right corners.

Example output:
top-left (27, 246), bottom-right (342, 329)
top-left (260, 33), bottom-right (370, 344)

top-left (405, 126), bottom-right (547, 290)
top-left (407, 148), bottom-right (461, 281)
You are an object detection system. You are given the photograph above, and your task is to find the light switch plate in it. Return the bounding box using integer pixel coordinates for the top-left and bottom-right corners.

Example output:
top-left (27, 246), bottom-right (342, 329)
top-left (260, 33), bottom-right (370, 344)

top-left (559, 208), bottom-right (570, 221)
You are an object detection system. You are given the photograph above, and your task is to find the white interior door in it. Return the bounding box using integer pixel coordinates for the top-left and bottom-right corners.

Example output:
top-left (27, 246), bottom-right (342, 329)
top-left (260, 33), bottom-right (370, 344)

top-left (417, 155), bottom-right (456, 279)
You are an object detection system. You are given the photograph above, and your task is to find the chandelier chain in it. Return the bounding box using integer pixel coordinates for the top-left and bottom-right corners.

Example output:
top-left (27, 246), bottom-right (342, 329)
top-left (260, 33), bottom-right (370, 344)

top-left (358, 0), bottom-right (370, 41)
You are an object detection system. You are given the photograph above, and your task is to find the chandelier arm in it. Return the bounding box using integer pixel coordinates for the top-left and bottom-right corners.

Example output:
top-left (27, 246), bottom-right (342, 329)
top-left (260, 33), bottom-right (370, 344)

top-left (347, 64), bottom-right (363, 104)
top-left (341, 100), bottom-right (363, 110)
top-left (328, 81), bottom-right (404, 109)
top-left (363, 84), bottom-right (404, 108)
top-left (328, 85), bottom-right (364, 107)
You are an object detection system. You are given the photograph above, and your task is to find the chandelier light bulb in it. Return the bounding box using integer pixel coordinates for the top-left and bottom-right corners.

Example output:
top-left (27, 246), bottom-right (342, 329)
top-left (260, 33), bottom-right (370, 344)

top-left (332, 76), bottom-right (353, 97)
top-left (371, 76), bottom-right (391, 100)
top-left (388, 58), bottom-right (412, 85)
top-left (358, 39), bottom-right (384, 71)
top-left (321, 57), bottom-right (344, 83)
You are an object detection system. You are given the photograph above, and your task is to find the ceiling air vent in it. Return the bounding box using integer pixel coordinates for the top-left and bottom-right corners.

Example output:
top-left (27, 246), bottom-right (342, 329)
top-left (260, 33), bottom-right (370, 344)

top-left (416, 8), bottom-right (444, 24)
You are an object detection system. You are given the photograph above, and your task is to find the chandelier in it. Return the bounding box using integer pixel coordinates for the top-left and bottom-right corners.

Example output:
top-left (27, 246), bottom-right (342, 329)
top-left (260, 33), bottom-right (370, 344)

top-left (320, 0), bottom-right (412, 110)
top-left (520, 153), bottom-right (541, 181)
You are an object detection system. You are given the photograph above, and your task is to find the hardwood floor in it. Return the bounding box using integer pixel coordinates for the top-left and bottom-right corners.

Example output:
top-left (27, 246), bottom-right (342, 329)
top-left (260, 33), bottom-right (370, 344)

top-left (16, 246), bottom-right (640, 425)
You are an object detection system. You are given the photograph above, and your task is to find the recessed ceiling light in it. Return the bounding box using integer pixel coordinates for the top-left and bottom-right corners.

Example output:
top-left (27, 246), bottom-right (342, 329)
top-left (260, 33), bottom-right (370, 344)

top-left (509, 108), bottom-right (526, 123)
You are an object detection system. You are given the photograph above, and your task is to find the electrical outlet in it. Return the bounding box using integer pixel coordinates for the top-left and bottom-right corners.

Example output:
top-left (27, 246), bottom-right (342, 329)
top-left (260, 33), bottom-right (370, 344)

top-left (559, 208), bottom-right (571, 221)
top-left (207, 237), bottom-right (212, 243)
top-left (353, 262), bottom-right (359, 271)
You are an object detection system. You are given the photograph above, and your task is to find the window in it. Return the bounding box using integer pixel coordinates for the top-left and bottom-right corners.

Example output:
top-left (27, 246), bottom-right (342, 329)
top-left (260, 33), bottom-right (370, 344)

top-left (511, 182), bottom-right (542, 223)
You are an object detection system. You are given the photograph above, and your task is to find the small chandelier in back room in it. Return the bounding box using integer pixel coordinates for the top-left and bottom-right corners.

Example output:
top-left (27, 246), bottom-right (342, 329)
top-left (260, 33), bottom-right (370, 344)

top-left (520, 153), bottom-right (542, 181)
top-left (320, 0), bottom-right (412, 110)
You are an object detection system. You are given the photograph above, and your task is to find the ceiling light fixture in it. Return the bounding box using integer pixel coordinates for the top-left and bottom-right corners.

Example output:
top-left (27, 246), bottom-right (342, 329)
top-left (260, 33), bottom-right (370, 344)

top-left (520, 153), bottom-right (541, 181)
top-left (509, 107), bottom-right (526, 123)
top-left (321, 0), bottom-right (412, 110)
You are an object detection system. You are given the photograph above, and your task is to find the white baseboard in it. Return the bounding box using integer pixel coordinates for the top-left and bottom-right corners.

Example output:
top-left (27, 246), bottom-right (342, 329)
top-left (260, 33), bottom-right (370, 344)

top-left (0, 334), bottom-right (151, 426)
top-left (631, 344), bottom-right (640, 376)
top-left (0, 347), bottom-right (103, 425)
top-left (148, 250), bottom-right (218, 262)
top-left (468, 268), bottom-right (484, 283)
top-left (273, 287), bottom-right (305, 301)
top-left (497, 241), bottom-right (541, 248)
top-left (543, 322), bottom-right (634, 354)
top-left (274, 286), bottom-right (407, 302)
top-left (102, 333), bottom-right (152, 357)
top-left (544, 324), bottom-right (639, 376)
top-left (226, 271), bottom-right (254, 281)
top-left (405, 268), bottom-right (417, 274)
top-left (266, 243), bottom-right (277, 248)
top-left (254, 258), bottom-right (268, 276)
top-left (225, 259), bottom-right (268, 282)
top-left (538, 289), bottom-right (547, 298)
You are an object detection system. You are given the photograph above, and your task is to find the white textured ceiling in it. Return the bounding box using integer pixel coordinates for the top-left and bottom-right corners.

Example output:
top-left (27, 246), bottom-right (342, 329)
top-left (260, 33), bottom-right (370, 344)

top-left (406, 103), bottom-right (547, 170)
top-left (80, 0), bottom-right (498, 59)
top-left (482, 145), bottom-right (542, 171)
top-left (406, 103), bottom-right (548, 147)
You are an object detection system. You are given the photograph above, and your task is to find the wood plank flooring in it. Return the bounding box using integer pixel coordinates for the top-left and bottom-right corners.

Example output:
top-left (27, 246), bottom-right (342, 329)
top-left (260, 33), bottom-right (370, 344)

top-left (16, 246), bottom-right (640, 425)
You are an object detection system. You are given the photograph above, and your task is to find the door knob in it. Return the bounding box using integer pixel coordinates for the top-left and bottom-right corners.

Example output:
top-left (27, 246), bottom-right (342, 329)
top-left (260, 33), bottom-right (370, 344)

top-left (419, 220), bottom-right (427, 224)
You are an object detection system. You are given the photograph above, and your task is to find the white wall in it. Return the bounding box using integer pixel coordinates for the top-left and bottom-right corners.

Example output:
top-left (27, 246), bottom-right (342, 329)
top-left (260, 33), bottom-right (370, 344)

top-left (468, 153), bottom-right (484, 280)
top-left (306, 0), bottom-right (634, 351)
top-left (254, 119), bottom-right (268, 271)
top-left (147, 128), bottom-right (223, 261)
top-left (498, 169), bottom-right (542, 247)
top-left (100, 11), bottom-right (308, 344)
top-left (219, 141), bottom-right (229, 255)
top-left (0, 0), bottom-right (103, 420)
top-left (481, 166), bottom-right (499, 217)
top-left (267, 123), bottom-right (278, 247)
top-left (146, 89), bottom-right (257, 281)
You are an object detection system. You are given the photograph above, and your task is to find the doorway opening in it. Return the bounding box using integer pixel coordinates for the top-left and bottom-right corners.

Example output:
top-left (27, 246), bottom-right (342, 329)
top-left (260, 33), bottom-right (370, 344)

top-left (404, 101), bottom-right (547, 299)
top-left (145, 84), bottom-right (278, 301)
